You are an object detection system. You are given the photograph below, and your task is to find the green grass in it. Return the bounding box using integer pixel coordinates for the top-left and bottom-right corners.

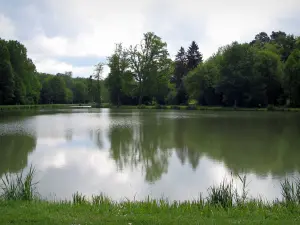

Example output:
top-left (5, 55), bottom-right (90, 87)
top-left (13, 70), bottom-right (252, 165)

top-left (104, 104), bottom-right (300, 112)
top-left (2, 103), bottom-right (300, 112)
top-left (1, 199), bottom-right (300, 225)
top-left (1, 168), bottom-right (300, 224)
top-left (0, 104), bottom-right (90, 111)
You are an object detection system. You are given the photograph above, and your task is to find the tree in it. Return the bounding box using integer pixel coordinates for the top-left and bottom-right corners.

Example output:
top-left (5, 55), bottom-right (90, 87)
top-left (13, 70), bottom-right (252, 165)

top-left (172, 47), bottom-right (188, 104)
top-left (93, 63), bottom-right (104, 104)
top-left (284, 49), bottom-right (300, 106)
top-left (270, 31), bottom-right (296, 62)
top-left (0, 40), bottom-right (14, 104)
top-left (48, 76), bottom-right (67, 104)
top-left (250, 32), bottom-right (270, 47)
top-left (185, 55), bottom-right (221, 105)
top-left (172, 47), bottom-right (187, 88)
top-left (73, 80), bottom-right (88, 103)
top-left (65, 88), bottom-right (73, 104)
top-left (186, 41), bottom-right (203, 71)
top-left (128, 32), bottom-right (169, 105)
top-left (7, 40), bottom-right (27, 104)
top-left (57, 72), bottom-right (73, 91)
top-left (253, 50), bottom-right (284, 105)
top-left (106, 43), bottom-right (133, 106)
top-left (216, 42), bottom-right (262, 107)
top-left (25, 59), bottom-right (41, 104)
top-left (87, 75), bottom-right (94, 102)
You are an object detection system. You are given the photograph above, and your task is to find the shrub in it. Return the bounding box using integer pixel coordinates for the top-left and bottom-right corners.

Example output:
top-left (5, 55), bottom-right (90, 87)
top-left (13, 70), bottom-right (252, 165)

top-left (171, 105), bottom-right (181, 110)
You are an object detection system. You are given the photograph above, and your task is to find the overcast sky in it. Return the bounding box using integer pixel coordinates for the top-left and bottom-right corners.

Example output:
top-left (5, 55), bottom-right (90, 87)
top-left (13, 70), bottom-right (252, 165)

top-left (1, 0), bottom-right (300, 78)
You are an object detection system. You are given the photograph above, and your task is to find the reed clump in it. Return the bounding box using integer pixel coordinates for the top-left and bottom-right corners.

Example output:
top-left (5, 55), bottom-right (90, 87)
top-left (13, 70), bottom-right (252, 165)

top-left (0, 165), bottom-right (38, 201)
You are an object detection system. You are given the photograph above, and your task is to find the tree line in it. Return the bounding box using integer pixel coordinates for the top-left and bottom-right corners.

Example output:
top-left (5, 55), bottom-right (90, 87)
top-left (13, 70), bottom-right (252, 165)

top-left (106, 31), bottom-right (300, 107)
top-left (1, 30), bottom-right (300, 107)
top-left (0, 38), bottom-right (107, 105)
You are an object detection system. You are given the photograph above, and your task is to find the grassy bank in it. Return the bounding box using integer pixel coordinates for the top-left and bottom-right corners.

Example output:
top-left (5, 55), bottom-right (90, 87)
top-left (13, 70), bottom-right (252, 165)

top-left (1, 103), bottom-right (300, 112)
top-left (1, 199), bottom-right (300, 225)
top-left (104, 104), bottom-right (300, 112)
top-left (0, 104), bottom-right (91, 111)
top-left (1, 169), bottom-right (300, 224)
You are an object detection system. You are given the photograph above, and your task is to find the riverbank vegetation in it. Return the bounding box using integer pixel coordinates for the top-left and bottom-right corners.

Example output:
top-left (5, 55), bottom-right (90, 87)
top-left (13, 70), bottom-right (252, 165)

top-left (106, 31), bottom-right (300, 108)
top-left (1, 169), bottom-right (300, 224)
top-left (1, 31), bottom-right (300, 109)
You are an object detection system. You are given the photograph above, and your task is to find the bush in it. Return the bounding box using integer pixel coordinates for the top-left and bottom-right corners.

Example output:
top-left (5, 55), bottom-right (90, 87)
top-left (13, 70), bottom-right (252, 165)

top-left (267, 104), bottom-right (276, 111)
top-left (152, 104), bottom-right (162, 109)
top-left (186, 104), bottom-right (197, 110)
top-left (171, 105), bottom-right (181, 110)
top-left (137, 104), bottom-right (146, 109)
top-left (101, 103), bottom-right (111, 108)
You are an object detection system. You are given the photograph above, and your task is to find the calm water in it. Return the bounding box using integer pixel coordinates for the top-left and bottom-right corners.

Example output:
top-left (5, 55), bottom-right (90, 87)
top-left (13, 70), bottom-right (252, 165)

top-left (1, 109), bottom-right (300, 201)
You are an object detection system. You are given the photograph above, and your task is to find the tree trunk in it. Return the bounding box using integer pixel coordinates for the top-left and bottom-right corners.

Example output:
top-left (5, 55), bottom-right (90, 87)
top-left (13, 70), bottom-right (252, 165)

top-left (117, 94), bottom-right (120, 108)
top-left (139, 95), bottom-right (143, 105)
top-left (138, 81), bottom-right (143, 105)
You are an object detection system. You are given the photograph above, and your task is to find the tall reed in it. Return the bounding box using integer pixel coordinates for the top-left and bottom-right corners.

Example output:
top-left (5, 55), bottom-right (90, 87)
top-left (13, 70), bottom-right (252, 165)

top-left (0, 165), bottom-right (38, 201)
top-left (280, 178), bottom-right (300, 205)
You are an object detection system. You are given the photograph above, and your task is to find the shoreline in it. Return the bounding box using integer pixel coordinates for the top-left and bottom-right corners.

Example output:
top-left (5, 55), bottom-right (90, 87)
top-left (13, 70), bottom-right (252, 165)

top-left (1, 104), bottom-right (300, 112)
top-left (1, 168), bottom-right (300, 224)
top-left (0, 104), bottom-right (91, 111)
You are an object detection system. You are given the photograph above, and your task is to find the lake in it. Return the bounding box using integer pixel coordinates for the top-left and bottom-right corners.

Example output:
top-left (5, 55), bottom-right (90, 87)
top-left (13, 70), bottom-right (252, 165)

top-left (1, 108), bottom-right (300, 201)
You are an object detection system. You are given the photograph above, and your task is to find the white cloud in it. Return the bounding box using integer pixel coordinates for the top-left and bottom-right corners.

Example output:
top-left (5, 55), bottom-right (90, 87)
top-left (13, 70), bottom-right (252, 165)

top-left (24, 0), bottom-right (148, 59)
top-left (0, 14), bottom-right (16, 40)
top-left (33, 58), bottom-right (92, 77)
top-left (33, 58), bottom-right (110, 78)
top-left (145, 0), bottom-right (300, 57)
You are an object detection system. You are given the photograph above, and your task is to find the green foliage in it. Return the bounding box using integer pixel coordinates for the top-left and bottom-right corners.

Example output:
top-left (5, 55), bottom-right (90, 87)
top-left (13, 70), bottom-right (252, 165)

top-left (171, 42), bottom-right (203, 105)
top-left (284, 49), bottom-right (300, 106)
top-left (0, 38), bottom-right (103, 106)
top-left (0, 165), bottom-right (38, 201)
top-left (1, 30), bottom-right (300, 108)
top-left (106, 43), bottom-right (134, 106)
top-left (170, 105), bottom-right (181, 110)
top-left (208, 180), bottom-right (234, 208)
top-left (0, 40), bottom-right (15, 104)
top-left (48, 76), bottom-right (67, 104)
top-left (185, 55), bottom-right (221, 105)
top-left (93, 63), bottom-right (104, 104)
top-left (253, 49), bottom-right (283, 105)
top-left (186, 41), bottom-right (203, 71)
top-left (72, 192), bottom-right (88, 205)
top-left (128, 32), bottom-right (171, 105)
top-left (137, 104), bottom-right (147, 109)
top-left (280, 178), bottom-right (300, 205)
top-left (173, 47), bottom-right (188, 104)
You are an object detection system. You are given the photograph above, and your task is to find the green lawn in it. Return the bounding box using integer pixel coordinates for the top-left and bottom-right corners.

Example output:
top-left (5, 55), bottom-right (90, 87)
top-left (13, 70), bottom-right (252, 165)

top-left (1, 200), bottom-right (300, 225)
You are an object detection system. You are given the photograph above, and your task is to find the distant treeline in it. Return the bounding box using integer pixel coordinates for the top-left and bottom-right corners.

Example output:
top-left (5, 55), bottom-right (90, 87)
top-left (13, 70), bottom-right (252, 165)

top-left (0, 38), bottom-right (108, 105)
top-left (1, 30), bottom-right (300, 107)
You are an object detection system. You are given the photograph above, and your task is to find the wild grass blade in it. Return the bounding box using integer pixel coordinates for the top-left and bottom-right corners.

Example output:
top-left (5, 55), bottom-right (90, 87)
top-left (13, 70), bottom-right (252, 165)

top-left (0, 165), bottom-right (39, 201)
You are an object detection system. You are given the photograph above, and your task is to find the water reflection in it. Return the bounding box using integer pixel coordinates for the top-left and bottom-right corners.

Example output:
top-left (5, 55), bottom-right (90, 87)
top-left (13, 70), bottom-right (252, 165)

top-left (0, 109), bottom-right (300, 201)
top-left (0, 134), bottom-right (36, 176)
